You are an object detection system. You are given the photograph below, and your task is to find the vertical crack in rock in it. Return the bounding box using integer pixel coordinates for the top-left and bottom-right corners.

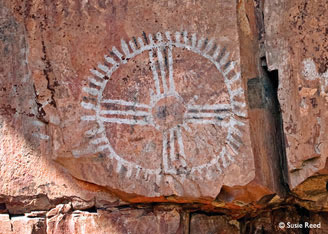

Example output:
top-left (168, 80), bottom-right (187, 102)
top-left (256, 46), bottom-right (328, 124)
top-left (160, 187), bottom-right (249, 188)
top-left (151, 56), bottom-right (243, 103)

top-left (33, 83), bottom-right (48, 123)
top-left (40, 39), bottom-right (57, 108)
top-left (260, 57), bottom-right (290, 195)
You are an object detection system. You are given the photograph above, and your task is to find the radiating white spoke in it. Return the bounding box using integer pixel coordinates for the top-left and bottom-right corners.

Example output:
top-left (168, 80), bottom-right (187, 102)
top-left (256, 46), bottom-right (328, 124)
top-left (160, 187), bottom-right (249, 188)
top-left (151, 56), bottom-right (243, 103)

top-left (169, 129), bottom-right (175, 162)
top-left (100, 110), bottom-right (150, 117)
top-left (185, 119), bottom-right (225, 126)
top-left (176, 128), bottom-right (187, 167)
top-left (162, 131), bottom-right (169, 171)
top-left (157, 47), bottom-right (168, 93)
top-left (149, 32), bottom-right (177, 95)
top-left (167, 46), bottom-right (175, 93)
top-left (185, 104), bottom-right (232, 126)
top-left (100, 99), bottom-right (152, 126)
top-left (149, 50), bottom-right (161, 95)
top-left (185, 112), bottom-right (231, 119)
top-left (187, 104), bottom-right (231, 111)
top-left (162, 128), bottom-right (188, 172)
top-left (99, 117), bottom-right (149, 125)
top-left (101, 99), bottom-right (150, 109)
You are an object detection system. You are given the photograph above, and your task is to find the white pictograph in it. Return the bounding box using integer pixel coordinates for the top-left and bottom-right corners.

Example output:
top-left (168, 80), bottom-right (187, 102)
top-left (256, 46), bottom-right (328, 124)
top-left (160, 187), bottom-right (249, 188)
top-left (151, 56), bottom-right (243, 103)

top-left (80, 31), bottom-right (247, 182)
top-left (303, 58), bottom-right (328, 95)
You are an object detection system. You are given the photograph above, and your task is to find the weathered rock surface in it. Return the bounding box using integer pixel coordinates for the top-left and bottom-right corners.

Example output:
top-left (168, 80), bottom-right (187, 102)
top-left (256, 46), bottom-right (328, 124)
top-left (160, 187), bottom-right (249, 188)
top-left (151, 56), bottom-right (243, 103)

top-left (1, 0), bottom-right (328, 232)
top-left (47, 208), bottom-right (182, 234)
top-left (190, 213), bottom-right (239, 234)
top-left (264, 0), bottom-right (328, 189)
top-left (0, 0), bottom-right (282, 204)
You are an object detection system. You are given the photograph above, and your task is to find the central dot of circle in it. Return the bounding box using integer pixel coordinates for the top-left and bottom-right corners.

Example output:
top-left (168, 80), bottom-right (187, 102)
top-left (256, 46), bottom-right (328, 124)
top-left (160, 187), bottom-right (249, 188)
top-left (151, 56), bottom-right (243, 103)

top-left (152, 96), bottom-right (186, 131)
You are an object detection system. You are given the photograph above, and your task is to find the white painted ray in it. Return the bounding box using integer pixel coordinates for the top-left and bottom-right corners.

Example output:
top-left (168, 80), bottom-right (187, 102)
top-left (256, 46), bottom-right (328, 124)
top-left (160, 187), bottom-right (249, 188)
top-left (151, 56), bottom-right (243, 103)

top-left (181, 123), bottom-right (191, 132)
top-left (212, 45), bottom-right (221, 59)
top-left (98, 64), bottom-right (110, 73)
top-left (219, 52), bottom-right (230, 66)
top-left (148, 34), bottom-right (154, 44)
top-left (226, 141), bottom-right (239, 155)
top-left (121, 39), bottom-right (130, 56)
top-left (32, 120), bottom-right (45, 127)
top-left (149, 50), bottom-right (161, 95)
top-left (225, 148), bottom-right (235, 162)
top-left (101, 99), bottom-right (150, 109)
top-left (169, 128), bottom-right (175, 162)
top-left (90, 69), bottom-right (105, 79)
top-left (187, 104), bottom-right (231, 111)
top-left (221, 152), bottom-right (229, 168)
top-left (81, 101), bottom-right (97, 110)
top-left (232, 101), bottom-right (246, 108)
top-left (129, 40), bottom-right (136, 51)
top-left (227, 134), bottom-right (242, 147)
top-left (223, 62), bottom-right (235, 76)
top-left (167, 42), bottom-right (175, 93)
top-left (88, 77), bottom-right (104, 87)
top-left (230, 127), bottom-right (243, 137)
top-left (112, 46), bottom-right (124, 63)
top-left (233, 110), bottom-right (247, 118)
top-left (97, 144), bottom-right (110, 152)
top-left (185, 112), bottom-right (231, 119)
top-left (99, 117), bottom-right (150, 125)
top-left (116, 161), bottom-right (122, 173)
top-left (183, 31), bottom-right (188, 44)
top-left (197, 38), bottom-right (205, 50)
top-left (126, 165), bottom-right (132, 177)
top-left (165, 31), bottom-right (172, 41)
top-left (175, 31), bottom-right (181, 43)
top-left (137, 37), bottom-right (145, 47)
top-left (90, 137), bottom-right (107, 145)
top-left (32, 133), bottom-right (50, 140)
top-left (135, 167), bottom-right (141, 178)
top-left (83, 87), bottom-right (100, 96)
top-left (156, 46), bottom-right (168, 93)
top-left (191, 33), bottom-right (197, 47)
top-left (230, 117), bottom-right (245, 127)
top-left (162, 131), bottom-right (169, 172)
top-left (100, 109), bottom-right (150, 117)
top-left (104, 55), bottom-right (118, 66)
top-left (84, 126), bottom-right (105, 136)
top-left (156, 32), bottom-right (163, 42)
top-left (204, 38), bottom-right (215, 54)
top-left (81, 115), bottom-right (97, 121)
top-left (155, 173), bottom-right (161, 186)
top-left (185, 119), bottom-right (225, 126)
top-left (176, 128), bottom-right (187, 167)
top-left (230, 88), bottom-right (244, 98)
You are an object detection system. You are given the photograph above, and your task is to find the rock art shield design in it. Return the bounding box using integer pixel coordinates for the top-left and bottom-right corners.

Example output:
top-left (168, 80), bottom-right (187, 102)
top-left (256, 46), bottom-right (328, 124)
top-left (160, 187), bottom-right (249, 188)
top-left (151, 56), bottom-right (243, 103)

top-left (80, 31), bottom-right (250, 193)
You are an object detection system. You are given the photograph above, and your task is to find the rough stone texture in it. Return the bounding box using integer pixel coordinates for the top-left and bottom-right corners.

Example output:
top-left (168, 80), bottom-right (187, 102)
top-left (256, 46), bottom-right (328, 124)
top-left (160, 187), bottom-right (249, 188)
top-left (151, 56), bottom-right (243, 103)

top-left (0, 0), bottom-right (269, 202)
top-left (46, 209), bottom-right (182, 234)
top-left (0, 0), bottom-right (124, 214)
top-left (190, 213), bottom-right (239, 234)
top-left (1, 0), bottom-right (328, 233)
top-left (264, 0), bottom-right (328, 189)
top-left (0, 214), bottom-right (46, 234)
top-left (241, 206), bottom-right (328, 234)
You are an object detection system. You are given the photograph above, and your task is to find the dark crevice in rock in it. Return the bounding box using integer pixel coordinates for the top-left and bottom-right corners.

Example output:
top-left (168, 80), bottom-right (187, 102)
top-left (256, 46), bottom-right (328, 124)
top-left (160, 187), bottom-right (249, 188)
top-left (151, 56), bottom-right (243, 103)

top-left (82, 206), bottom-right (98, 213)
top-left (33, 84), bottom-right (48, 124)
top-left (40, 39), bottom-right (57, 108)
top-left (260, 56), bottom-right (290, 196)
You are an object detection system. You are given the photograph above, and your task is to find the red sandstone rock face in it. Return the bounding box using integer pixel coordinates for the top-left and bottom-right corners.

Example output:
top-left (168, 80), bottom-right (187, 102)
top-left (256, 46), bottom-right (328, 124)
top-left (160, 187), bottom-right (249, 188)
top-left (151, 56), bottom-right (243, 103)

top-left (190, 214), bottom-right (239, 234)
top-left (0, 0), bottom-right (258, 200)
top-left (264, 0), bottom-right (328, 189)
top-left (1, 0), bottom-right (328, 232)
top-left (47, 209), bottom-right (182, 234)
